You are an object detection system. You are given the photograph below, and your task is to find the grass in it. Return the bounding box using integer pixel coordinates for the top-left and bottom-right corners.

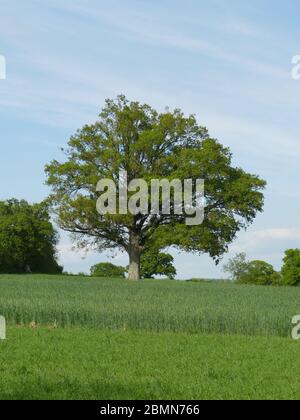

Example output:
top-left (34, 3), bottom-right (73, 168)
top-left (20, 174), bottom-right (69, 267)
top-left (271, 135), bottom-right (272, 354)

top-left (1, 327), bottom-right (300, 400)
top-left (0, 274), bottom-right (299, 337)
top-left (1, 274), bottom-right (300, 400)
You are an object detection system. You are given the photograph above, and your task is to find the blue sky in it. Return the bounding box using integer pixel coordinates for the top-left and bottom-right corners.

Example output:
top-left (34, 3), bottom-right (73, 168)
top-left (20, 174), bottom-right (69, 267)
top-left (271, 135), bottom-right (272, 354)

top-left (1, 0), bottom-right (300, 278)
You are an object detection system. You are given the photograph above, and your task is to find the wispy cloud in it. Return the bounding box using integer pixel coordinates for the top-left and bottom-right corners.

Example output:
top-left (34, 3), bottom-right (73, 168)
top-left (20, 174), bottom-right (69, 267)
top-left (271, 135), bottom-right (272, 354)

top-left (47, 0), bottom-right (286, 79)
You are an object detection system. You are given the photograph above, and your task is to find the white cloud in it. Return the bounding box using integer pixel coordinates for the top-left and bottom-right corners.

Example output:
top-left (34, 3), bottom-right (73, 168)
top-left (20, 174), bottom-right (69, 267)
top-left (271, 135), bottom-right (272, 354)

top-left (226, 228), bottom-right (300, 271)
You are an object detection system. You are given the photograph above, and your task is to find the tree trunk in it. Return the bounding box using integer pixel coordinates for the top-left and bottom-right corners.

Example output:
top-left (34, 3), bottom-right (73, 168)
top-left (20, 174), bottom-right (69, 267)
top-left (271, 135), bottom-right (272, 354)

top-left (128, 248), bottom-right (141, 281)
top-left (128, 232), bottom-right (141, 281)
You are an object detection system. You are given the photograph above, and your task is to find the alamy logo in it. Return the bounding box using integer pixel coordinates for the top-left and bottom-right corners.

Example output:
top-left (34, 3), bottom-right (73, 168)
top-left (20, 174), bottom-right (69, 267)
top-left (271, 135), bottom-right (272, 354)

top-left (0, 316), bottom-right (6, 340)
top-left (96, 171), bottom-right (205, 226)
top-left (0, 55), bottom-right (6, 80)
top-left (292, 55), bottom-right (300, 80)
top-left (292, 315), bottom-right (300, 340)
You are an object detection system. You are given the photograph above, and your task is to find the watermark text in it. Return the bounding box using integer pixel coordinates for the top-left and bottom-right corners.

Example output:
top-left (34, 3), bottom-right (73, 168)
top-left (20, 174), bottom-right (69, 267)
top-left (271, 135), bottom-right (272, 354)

top-left (292, 55), bottom-right (300, 80)
top-left (0, 55), bottom-right (6, 80)
top-left (96, 171), bottom-right (205, 226)
top-left (0, 316), bottom-right (6, 340)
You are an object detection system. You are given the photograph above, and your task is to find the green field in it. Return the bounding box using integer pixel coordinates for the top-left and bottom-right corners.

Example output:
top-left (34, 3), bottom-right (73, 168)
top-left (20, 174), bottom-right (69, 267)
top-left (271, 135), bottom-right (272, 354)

top-left (0, 274), bottom-right (299, 336)
top-left (1, 328), bottom-right (300, 400)
top-left (1, 275), bottom-right (300, 400)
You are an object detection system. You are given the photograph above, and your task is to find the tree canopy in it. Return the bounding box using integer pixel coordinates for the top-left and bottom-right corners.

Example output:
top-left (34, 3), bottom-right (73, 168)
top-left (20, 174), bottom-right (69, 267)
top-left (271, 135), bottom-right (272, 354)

top-left (238, 260), bottom-right (279, 286)
top-left (46, 96), bottom-right (266, 280)
top-left (140, 249), bottom-right (177, 279)
top-left (281, 249), bottom-right (300, 286)
top-left (223, 253), bottom-right (249, 281)
top-left (0, 199), bottom-right (62, 274)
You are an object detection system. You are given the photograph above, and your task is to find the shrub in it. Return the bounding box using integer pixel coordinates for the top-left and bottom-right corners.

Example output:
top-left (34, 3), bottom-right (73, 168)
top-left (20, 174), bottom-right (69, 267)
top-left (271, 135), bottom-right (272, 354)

top-left (91, 262), bottom-right (126, 278)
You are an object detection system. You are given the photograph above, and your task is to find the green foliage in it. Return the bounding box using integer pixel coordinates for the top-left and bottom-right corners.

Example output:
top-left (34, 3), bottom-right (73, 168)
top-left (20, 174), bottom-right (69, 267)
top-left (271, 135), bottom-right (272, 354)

top-left (91, 262), bottom-right (126, 278)
top-left (91, 249), bottom-right (176, 279)
top-left (1, 328), bottom-right (300, 400)
top-left (141, 249), bottom-right (176, 279)
top-left (238, 260), bottom-right (280, 286)
top-left (0, 274), bottom-right (299, 336)
top-left (224, 254), bottom-right (281, 286)
top-left (0, 200), bottom-right (62, 274)
top-left (281, 249), bottom-right (300, 286)
top-left (223, 253), bottom-right (249, 281)
top-left (45, 95), bottom-right (266, 279)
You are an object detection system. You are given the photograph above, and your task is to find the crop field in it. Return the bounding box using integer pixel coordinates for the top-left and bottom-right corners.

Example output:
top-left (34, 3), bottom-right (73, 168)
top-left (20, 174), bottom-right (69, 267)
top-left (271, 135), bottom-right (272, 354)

top-left (1, 275), bottom-right (300, 400)
top-left (0, 274), bottom-right (299, 336)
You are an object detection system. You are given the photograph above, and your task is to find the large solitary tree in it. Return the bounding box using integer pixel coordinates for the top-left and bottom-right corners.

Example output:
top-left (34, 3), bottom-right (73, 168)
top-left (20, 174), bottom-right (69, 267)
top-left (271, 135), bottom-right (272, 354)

top-left (45, 96), bottom-right (265, 280)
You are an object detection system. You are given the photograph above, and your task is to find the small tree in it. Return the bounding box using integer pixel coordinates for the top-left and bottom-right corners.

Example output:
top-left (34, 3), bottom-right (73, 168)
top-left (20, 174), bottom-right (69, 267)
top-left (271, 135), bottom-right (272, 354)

top-left (0, 199), bottom-right (62, 274)
top-left (224, 254), bottom-right (280, 285)
top-left (223, 253), bottom-right (249, 281)
top-left (238, 260), bottom-right (279, 286)
top-left (90, 262), bottom-right (126, 278)
top-left (281, 249), bottom-right (300, 286)
top-left (46, 96), bottom-right (265, 280)
top-left (141, 249), bottom-right (176, 279)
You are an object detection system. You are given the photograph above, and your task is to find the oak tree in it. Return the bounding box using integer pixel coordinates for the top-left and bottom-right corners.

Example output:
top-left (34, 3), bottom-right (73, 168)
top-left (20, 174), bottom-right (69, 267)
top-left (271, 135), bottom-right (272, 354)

top-left (45, 96), bottom-right (265, 280)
